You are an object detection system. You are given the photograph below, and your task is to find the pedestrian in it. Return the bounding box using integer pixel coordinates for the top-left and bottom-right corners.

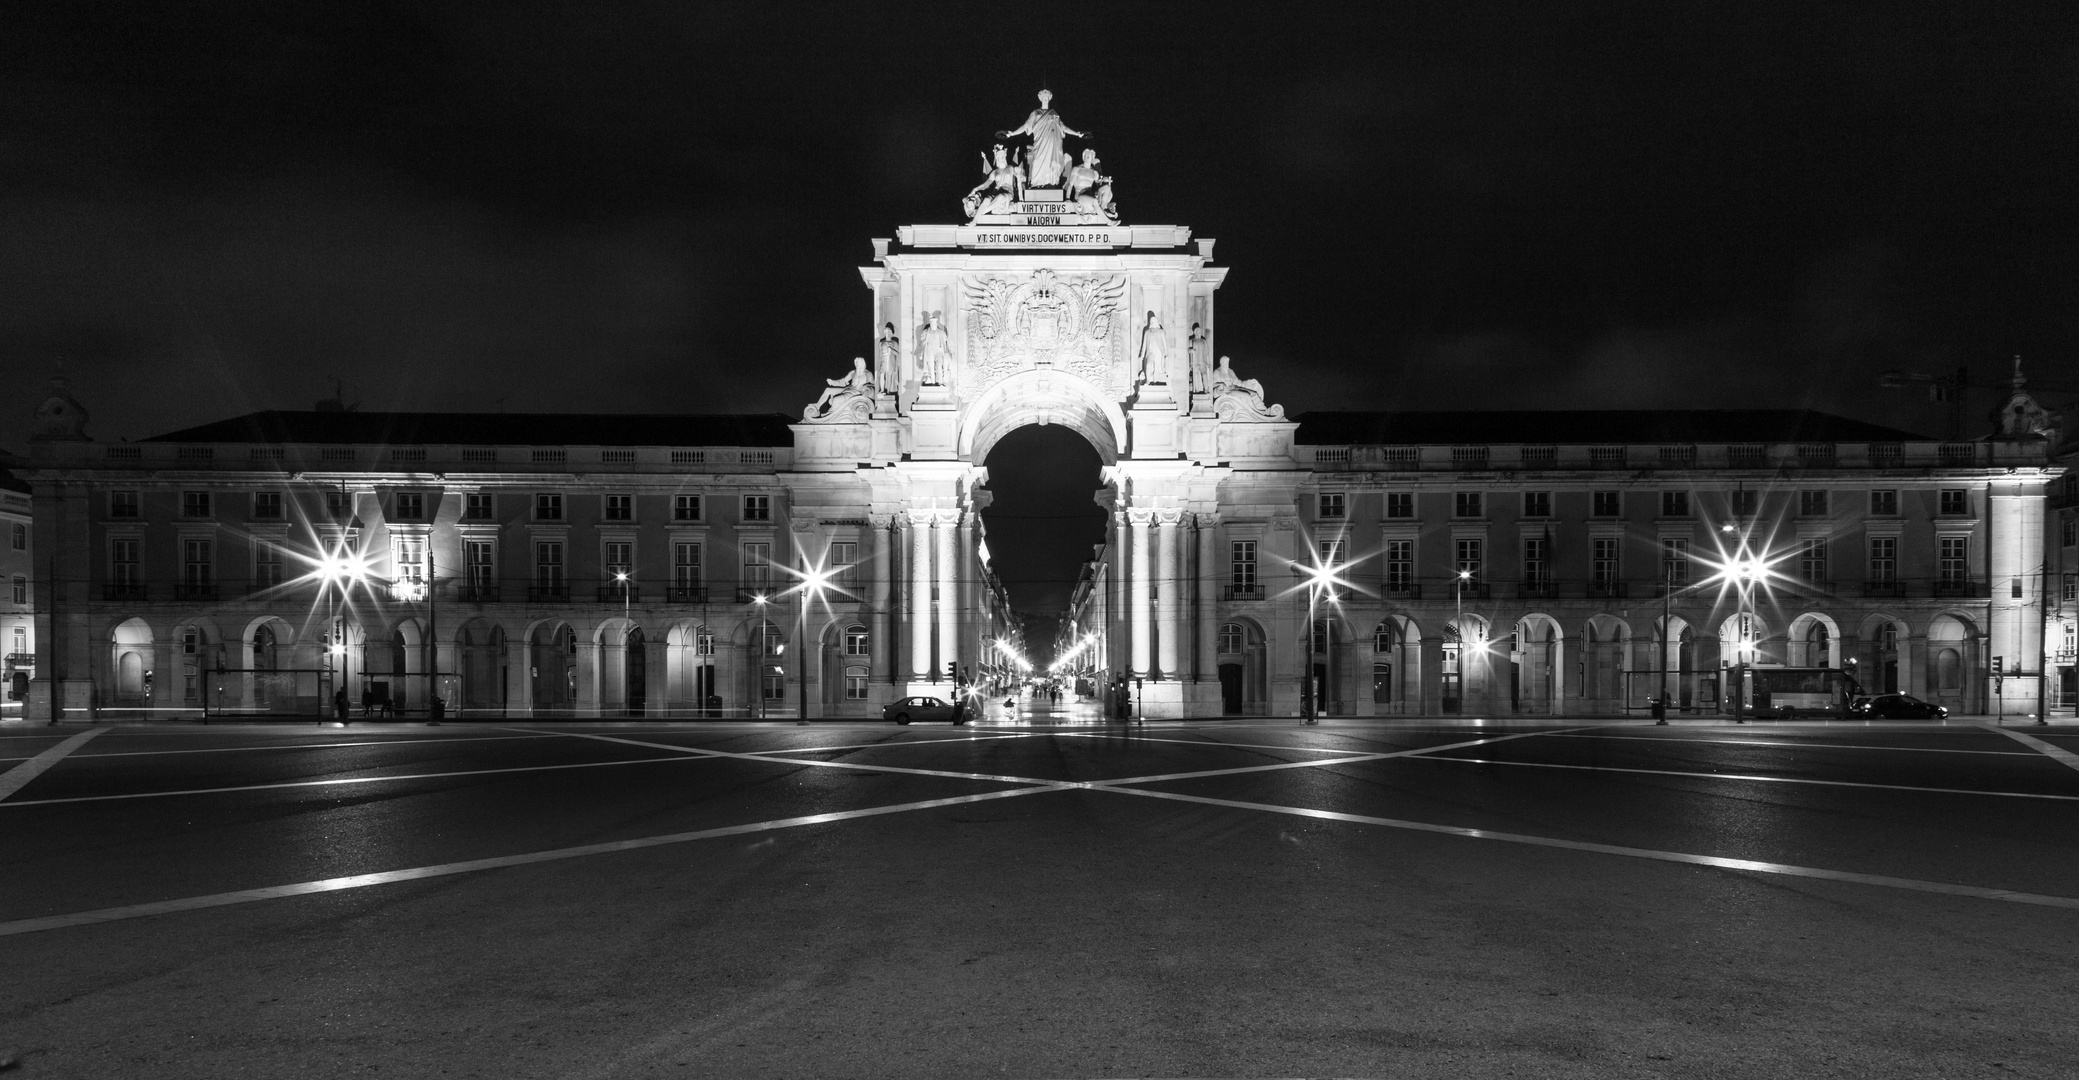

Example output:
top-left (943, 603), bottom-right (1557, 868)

top-left (428, 695), bottom-right (445, 726)
top-left (333, 686), bottom-right (349, 724)
top-left (361, 689), bottom-right (373, 718)
top-left (1651, 696), bottom-right (1668, 725)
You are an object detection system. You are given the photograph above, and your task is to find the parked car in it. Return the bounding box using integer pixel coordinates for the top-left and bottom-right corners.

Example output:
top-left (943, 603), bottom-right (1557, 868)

top-left (883, 696), bottom-right (966, 725)
top-left (1857, 693), bottom-right (1948, 719)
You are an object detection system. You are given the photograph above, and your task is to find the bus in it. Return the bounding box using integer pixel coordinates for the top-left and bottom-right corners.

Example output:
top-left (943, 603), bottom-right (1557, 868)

top-left (1726, 664), bottom-right (1864, 719)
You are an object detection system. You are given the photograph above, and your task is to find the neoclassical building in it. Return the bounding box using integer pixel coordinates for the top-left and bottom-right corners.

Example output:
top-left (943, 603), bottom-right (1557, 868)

top-left (13, 92), bottom-right (2068, 720)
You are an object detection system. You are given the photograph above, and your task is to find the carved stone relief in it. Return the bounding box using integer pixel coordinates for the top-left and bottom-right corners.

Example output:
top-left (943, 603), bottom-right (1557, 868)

top-left (961, 269), bottom-right (1128, 401)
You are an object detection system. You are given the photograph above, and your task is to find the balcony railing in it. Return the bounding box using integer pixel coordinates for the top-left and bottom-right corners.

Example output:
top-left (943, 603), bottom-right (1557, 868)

top-left (458, 585), bottom-right (501, 603)
top-left (1858, 580), bottom-right (1906, 598)
top-left (667, 585), bottom-right (708, 603)
top-left (1933, 580), bottom-right (1988, 598)
top-left (1384, 583), bottom-right (1422, 599)
top-left (173, 583), bottom-right (217, 601)
top-left (528, 584), bottom-right (569, 602)
top-left (597, 584), bottom-right (641, 603)
top-left (1587, 581), bottom-right (1627, 599)
top-left (1516, 582), bottom-right (1558, 599)
top-left (103, 583), bottom-right (147, 601)
top-left (1222, 585), bottom-right (1263, 601)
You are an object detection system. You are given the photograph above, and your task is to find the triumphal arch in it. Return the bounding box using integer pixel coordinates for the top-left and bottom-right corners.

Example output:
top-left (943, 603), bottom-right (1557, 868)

top-left (788, 90), bottom-right (1299, 716)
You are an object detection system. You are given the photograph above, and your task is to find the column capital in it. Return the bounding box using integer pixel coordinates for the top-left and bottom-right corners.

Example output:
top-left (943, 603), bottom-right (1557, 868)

top-left (1127, 508), bottom-right (1157, 527)
top-left (904, 509), bottom-right (936, 528)
top-left (1154, 509), bottom-right (1186, 527)
top-left (933, 509), bottom-right (964, 528)
top-left (868, 512), bottom-right (897, 529)
top-left (1194, 511), bottom-right (1221, 528)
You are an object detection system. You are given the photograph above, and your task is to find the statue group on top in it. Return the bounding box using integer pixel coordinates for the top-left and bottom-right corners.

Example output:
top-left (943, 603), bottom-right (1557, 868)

top-left (963, 91), bottom-right (1118, 225)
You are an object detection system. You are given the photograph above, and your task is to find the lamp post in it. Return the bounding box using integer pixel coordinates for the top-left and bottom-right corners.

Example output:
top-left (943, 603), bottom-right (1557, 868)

top-left (318, 546), bottom-right (363, 726)
top-left (1455, 568), bottom-right (1473, 713)
top-left (1659, 557), bottom-right (1674, 724)
top-left (752, 593), bottom-right (769, 721)
top-left (788, 568), bottom-right (830, 725)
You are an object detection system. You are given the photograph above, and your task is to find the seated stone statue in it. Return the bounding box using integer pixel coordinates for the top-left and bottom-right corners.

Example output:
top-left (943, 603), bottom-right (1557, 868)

top-left (1065, 149), bottom-right (1118, 223)
top-left (1209, 355), bottom-right (1286, 421)
top-left (804, 357), bottom-right (876, 422)
top-left (962, 143), bottom-right (1021, 223)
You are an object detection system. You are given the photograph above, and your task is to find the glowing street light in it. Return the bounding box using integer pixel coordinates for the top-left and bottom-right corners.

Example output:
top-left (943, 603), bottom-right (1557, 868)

top-left (1296, 551), bottom-right (1355, 725)
top-left (789, 565), bottom-right (832, 725)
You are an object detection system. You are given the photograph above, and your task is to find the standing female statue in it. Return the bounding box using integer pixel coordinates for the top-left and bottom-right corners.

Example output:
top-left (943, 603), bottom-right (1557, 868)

top-left (1000, 90), bottom-right (1089, 189)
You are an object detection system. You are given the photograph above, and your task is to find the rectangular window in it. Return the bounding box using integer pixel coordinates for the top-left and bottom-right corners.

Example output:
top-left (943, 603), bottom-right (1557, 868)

top-left (1868, 537), bottom-right (1897, 584)
top-left (1661, 538), bottom-right (1689, 586)
top-left (2063, 574), bottom-right (2076, 603)
top-left (673, 542), bottom-right (702, 590)
top-left (1522, 491), bottom-right (1551, 518)
top-left (1660, 490), bottom-right (1689, 517)
top-left (1230, 540), bottom-right (1258, 595)
top-left (1799, 490), bottom-right (1828, 516)
top-left (12, 576), bottom-right (26, 604)
top-left (1317, 492), bottom-right (1346, 519)
top-left (252, 491), bottom-right (283, 520)
top-left (844, 627), bottom-right (870, 656)
top-left (1870, 489), bottom-right (1898, 516)
top-left (1937, 536), bottom-right (1968, 584)
top-left (394, 536), bottom-right (426, 592)
top-left (1591, 491), bottom-right (1620, 517)
top-left (464, 493), bottom-right (494, 521)
top-left (1453, 492), bottom-right (1483, 518)
top-left (604, 541), bottom-right (632, 584)
top-left (534, 542), bottom-right (565, 590)
top-left (1523, 536), bottom-right (1549, 585)
top-left (8, 523), bottom-right (22, 550)
top-left (673, 494), bottom-right (702, 521)
top-left (830, 541), bottom-right (858, 590)
top-left (182, 491), bottom-right (211, 518)
top-left (466, 540), bottom-right (496, 587)
top-left (1939, 489), bottom-right (1968, 515)
top-left (1386, 539), bottom-right (1414, 590)
top-left (110, 491), bottom-right (140, 518)
top-left (844, 673), bottom-right (868, 700)
top-left (1799, 538), bottom-right (1828, 582)
top-left (604, 494), bottom-right (633, 522)
top-left (2063, 518), bottom-right (2076, 548)
top-left (182, 538), bottom-right (213, 587)
top-left (254, 543), bottom-right (283, 588)
top-left (743, 495), bottom-right (771, 522)
top-left (534, 493), bottom-right (564, 521)
top-left (325, 490), bottom-right (351, 519)
top-left (743, 541), bottom-right (772, 588)
top-left (1385, 492), bottom-right (1414, 519)
top-left (394, 492), bottom-right (425, 521)
top-left (112, 539), bottom-right (140, 587)
top-left (1728, 489), bottom-right (1758, 516)
top-left (1455, 538), bottom-right (1483, 579)
top-left (1591, 538), bottom-right (1618, 584)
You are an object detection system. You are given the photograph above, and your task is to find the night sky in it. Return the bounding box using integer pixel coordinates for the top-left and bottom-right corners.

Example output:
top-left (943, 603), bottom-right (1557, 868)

top-left (4, 2), bottom-right (2075, 627)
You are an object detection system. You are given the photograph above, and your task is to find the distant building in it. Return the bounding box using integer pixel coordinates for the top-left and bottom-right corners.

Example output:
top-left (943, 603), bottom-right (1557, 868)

top-left (1, 469), bottom-right (31, 711)
top-left (10, 92), bottom-right (2068, 721)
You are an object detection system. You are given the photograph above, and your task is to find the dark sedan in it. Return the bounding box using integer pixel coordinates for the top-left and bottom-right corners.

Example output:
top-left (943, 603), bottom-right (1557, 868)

top-left (1857, 693), bottom-right (1949, 719)
top-left (882, 696), bottom-right (967, 725)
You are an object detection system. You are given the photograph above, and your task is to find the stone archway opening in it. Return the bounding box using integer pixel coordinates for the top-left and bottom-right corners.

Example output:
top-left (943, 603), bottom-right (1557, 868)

top-left (977, 424), bottom-right (1111, 673)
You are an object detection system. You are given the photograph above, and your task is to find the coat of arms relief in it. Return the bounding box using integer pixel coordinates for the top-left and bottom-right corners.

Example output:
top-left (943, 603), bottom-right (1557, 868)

top-left (960, 269), bottom-right (1128, 401)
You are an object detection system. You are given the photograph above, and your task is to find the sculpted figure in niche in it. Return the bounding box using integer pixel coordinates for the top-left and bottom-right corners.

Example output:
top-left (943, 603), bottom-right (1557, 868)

top-left (999, 90), bottom-right (1088, 189)
top-left (805, 357), bottom-right (876, 421)
top-left (1136, 312), bottom-right (1169, 386)
top-left (1065, 149), bottom-right (1118, 223)
top-left (962, 142), bottom-right (1022, 222)
top-left (1210, 355), bottom-right (1287, 421)
top-left (917, 311), bottom-right (953, 385)
top-left (1186, 322), bottom-right (1211, 393)
top-left (876, 322), bottom-right (901, 393)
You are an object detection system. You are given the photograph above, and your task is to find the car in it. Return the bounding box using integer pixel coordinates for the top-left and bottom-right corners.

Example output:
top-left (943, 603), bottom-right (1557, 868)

top-left (1846, 696), bottom-right (1875, 716)
top-left (882, 695), bottom-right (967, 725)
top-left (1858, 693), bottom-right (1948, 719)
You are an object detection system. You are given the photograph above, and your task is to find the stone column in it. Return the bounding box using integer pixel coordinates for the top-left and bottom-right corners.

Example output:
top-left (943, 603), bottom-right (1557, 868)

top-left (870, 515), bottom-right (893, 687)
top-left (644, 638), bottom-right (669, 717)
top-left (573, 638), bottom-right (601, 718)
top-left (936, 511), bottom-right (959, 683)
top-left (1156, 511), bottom-right (1182, 679)
top-left (958, 516), bottom-right (975, 681)
top-left (1196, 514), bottom-right (1219, 682)
top-left (1129, 508), bottom-right (1153, 678)
top-left (908, 511), bottom-right (932, 681)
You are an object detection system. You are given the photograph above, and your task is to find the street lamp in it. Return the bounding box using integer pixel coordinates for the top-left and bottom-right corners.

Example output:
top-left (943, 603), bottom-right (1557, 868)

top-left (789, 567), bottom-right (831, 725)
top-left (1296, 553), bottom-right (1352, 725)
top-left (317, 546), bottom-right (364, 725)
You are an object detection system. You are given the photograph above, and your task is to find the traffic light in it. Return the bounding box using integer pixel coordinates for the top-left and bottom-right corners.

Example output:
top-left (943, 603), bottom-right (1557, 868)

top-left (1992, 656), bottom-right (2004, 675)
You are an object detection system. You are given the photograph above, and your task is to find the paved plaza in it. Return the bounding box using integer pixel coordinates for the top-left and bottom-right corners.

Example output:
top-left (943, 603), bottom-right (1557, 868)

top-left (3, 711), bottom-right (2078, 1078)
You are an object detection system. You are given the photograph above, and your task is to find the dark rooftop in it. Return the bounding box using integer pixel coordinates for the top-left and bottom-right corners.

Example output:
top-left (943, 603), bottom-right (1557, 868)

top-left (143, 411), bottom-right (799, 447)
top-left (1292, 410), bottom-right (1932, 445)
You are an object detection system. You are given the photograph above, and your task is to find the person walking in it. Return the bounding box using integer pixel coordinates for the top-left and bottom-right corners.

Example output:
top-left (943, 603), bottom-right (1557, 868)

top-left (333, 687), bottom-right (350, 725)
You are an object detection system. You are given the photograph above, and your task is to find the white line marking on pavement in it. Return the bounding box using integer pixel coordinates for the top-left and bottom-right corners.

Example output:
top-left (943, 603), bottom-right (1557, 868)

top-left (533, 729), bottom-right (1089, 787)
top-left (0, 754), bottom-right (714, 809)
top-left (0, 786), bottom-right (1059, 938)
top-left (1403, 754), bottom-right (2079, 801)
top-left (1541, 732), bottom-right (2038, 757)
top-left (0, 728), bottom-right (105, 803)
top-left (1046, 731), bottom-right (1385, 755)
top-left (1984, 724), bottom-right (2079, 774)
top-left (1100, 786), bottom-right (2079, 910)
top-left (1084, 729), bottom-right (1571, 786)
top-left (0, 733), bottom-right (564, 764)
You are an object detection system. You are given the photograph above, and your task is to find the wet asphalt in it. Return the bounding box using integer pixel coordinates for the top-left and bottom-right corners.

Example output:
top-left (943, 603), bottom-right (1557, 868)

top-left (2, 708), bottom-right (2076, 1079)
